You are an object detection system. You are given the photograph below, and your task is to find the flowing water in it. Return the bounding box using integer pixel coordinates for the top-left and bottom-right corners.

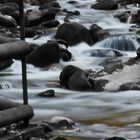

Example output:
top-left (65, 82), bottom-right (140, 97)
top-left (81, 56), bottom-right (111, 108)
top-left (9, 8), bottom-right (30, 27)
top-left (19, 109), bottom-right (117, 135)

top-left (0, 1), bottom-right (140, 140)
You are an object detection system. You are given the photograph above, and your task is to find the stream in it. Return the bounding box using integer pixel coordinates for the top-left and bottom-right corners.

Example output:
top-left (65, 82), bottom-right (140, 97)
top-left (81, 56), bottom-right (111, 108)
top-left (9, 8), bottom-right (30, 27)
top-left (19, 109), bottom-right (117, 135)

top-left (0, 0), bottom-right (140, 139)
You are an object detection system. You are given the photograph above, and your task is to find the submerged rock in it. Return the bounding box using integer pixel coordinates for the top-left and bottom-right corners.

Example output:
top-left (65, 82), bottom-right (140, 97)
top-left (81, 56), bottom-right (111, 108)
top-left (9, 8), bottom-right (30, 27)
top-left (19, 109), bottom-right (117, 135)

top-left (47, 116), bottom-right (75, 129)
top-left (38, 89), bottom-right (55, 97)
top-left (91, 0), bottom-right (118, 10)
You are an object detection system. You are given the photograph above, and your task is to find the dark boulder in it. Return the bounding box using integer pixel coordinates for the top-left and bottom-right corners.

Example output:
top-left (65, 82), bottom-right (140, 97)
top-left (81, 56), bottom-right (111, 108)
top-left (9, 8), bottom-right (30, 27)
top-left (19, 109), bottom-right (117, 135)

top-left (25, 27), bottom-right (39, 38)
top-left (39, 0), bottom-right (57, 5)
top-left (114, 11), bottom-right (131, 23)
top-left (119, 81), bottom-right (140, 90)
top-left (0, 13), bottom-right (17, 28)
top-left (41, 20), bottom-right (60, 28)
top-left (131, 10), bottom-right (140, 24)
top-left (59, 65), bottom-right (82, 87)
top-left (117, 0), bottom-right (140, 5)
top-left (68, 69), bottom-right (93, 91)
top-left (67, 0), bottom-right (79, 4)
top-left (38, 89), bottom-right (55, 97)
top-left (0, 3), bottom-right (19, 25)
top-left (39, 2), bottom-right (61, 10)
top-left (64, 10), bottom-right (80, 22)
top-left (60, 65), bottom-right (93, 91)
top-left (0, 0), bottom-right (19, 3)
top-left (105, 136), bottom-right (126, 140)
top-left (91, 0), bottom-right (118, 10)
top-left (25, 10), bottom-right (55, 27)
top-left (55, 22), bottom-right (90, 46)
top-left (0, 60), bottom-right (13, 71)
top-left (136, 47), bottom-right (140, 58)
top-left (89, 24), bottom-right (110, 44)
top-left (26, 41), bottom-right (71, 67)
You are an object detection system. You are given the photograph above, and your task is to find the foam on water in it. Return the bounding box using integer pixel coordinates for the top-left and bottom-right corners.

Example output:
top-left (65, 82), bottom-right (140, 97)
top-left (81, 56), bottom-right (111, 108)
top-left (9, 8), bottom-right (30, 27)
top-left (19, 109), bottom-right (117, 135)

top-left (0, 1), bottom-right (140, 139)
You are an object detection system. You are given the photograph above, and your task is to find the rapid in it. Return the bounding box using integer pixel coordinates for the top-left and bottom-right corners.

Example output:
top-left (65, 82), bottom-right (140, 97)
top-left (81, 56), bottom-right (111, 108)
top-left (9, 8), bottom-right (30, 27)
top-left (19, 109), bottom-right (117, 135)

top-left (0, 0), bottom-right (140, 139)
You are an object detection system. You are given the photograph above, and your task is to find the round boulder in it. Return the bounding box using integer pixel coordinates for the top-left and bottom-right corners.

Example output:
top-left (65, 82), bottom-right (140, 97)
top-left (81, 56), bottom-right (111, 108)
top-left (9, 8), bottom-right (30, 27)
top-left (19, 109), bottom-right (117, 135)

top-left (55, 22), bottom-right (90, 46)
top-left (60, 65), bottom-right (93, 91)
top-left (91, 0), bottom-right (118, 10)
top-left (0, 13), bottom-right (17, 27)
top-left (89, 24), bottom-right (110, 44)
top-left (26, 41), bottom-right (71, 67)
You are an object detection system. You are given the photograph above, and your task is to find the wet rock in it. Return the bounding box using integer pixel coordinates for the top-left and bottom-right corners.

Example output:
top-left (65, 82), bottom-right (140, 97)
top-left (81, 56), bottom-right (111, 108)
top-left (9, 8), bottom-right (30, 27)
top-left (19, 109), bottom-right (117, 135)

top-left (0, 36), bottom-right (17, 44)
top-left (38, 89), bottom-right (55, 97)
top-left (101, 59), bottom-right (124, 74)
top-left (114, 11), bottom-right (131, 23)
top-left (25, 10), bottom-right (55, 27)
top-left (41, 20), bottom-right (60, 28)
top-left (0, 2), bottom-right (20, 25)
top-left (48, 116), bottom-right (75, 129)
top-left (136, 47), bottom-right (140, 58)
top-left (94, 59), bottom-right (140, 91)
top-left (131, 10), bottom-right (140, 24)
top-left (0, 0), bottom-right (19, 3)
top-left (64, 10), bottom-right (80, 22)
top-left (105, 136), bottom-right (126, 140)
top-left (25, 27), bottom-right (39, 38)
top-left (60, 48), bottom-right (72, 62)
top-left (40, 0), bottom-right (57, 5)
top-left (59, 65), bottom-right (79, 86)
top-left (26, 41), bottom-right (71, 67)
top-left (0, 60), bottom-right (13, 71)
top-left (0, 13), bottom-right (17, 28)
top-left (67, 0), bottom-right (79, 4)
top-left (116, 0), bottom-right (140, 5)
top-left (93, 79), bottom-right (108, 91)
top-left (89, 24), bottom-right (110, 44)
top-left (91, 0), bottom-right (118, 10)
top-left (55, 22), bottom-right (90, 46)
top-left (87, 49), bottom-right (123, 57)
top-left (39, 2), bottom-right (61, 10)
top-left (60, 65), bottom-right (93, 91)
top-left (119, 81), bottom-right (140, 90)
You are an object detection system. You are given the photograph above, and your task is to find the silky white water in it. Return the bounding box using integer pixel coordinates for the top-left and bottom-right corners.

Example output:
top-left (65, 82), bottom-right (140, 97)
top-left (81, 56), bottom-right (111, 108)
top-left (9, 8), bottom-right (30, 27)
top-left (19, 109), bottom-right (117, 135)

top-left (0, 1), bottom-right (140, 139)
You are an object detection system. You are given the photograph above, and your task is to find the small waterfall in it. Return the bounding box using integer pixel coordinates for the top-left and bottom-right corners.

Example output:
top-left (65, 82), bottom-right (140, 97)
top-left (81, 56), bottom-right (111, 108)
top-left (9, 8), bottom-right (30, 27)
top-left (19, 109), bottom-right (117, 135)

top-left (97, 34), bottom-right (140, 51)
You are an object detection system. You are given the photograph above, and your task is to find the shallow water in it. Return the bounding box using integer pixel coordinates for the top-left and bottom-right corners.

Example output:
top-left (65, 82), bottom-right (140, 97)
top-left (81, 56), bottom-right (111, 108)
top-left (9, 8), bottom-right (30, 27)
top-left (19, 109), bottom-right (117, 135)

top-left (0, 0), bottom-right (140, 140)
